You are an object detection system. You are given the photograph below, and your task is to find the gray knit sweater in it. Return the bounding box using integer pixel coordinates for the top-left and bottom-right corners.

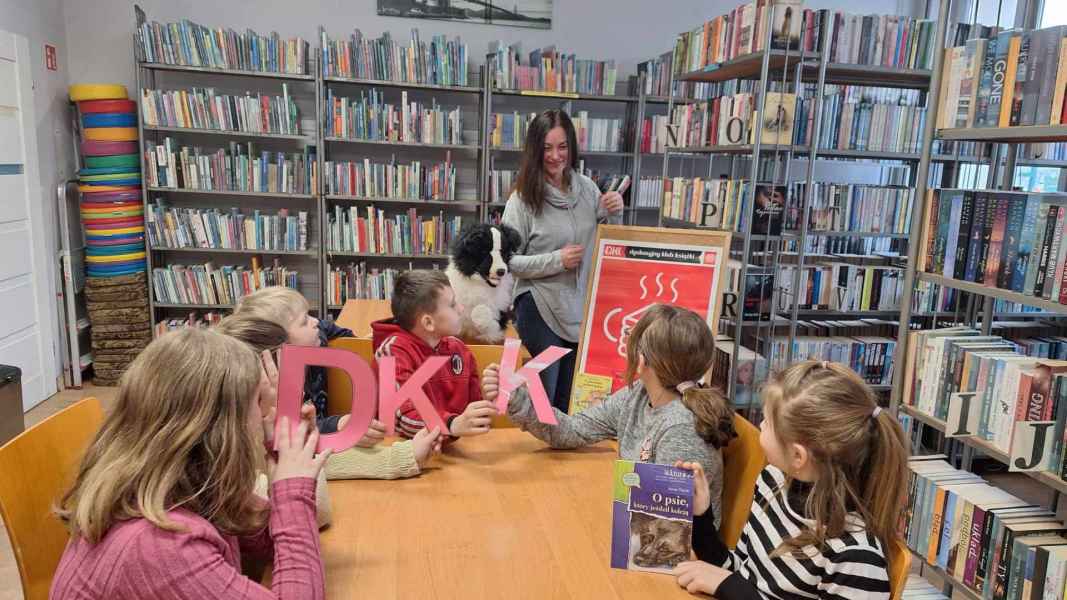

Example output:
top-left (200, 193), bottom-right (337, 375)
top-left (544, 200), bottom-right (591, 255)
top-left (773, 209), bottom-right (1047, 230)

top-left (501, 170), bottom-right (622, 342)
top-left (507, 380), bottom-right (724, 527)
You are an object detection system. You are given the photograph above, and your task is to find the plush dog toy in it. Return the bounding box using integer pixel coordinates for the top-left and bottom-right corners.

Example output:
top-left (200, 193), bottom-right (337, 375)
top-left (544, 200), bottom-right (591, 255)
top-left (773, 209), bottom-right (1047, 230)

top-left (446, 223), bottom-right (522, 344)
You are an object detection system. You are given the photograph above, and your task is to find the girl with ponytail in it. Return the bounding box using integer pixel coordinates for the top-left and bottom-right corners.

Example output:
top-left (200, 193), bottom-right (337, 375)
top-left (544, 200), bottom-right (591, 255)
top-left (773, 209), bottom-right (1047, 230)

top-left (481, 303), bottom-right (734, 528)
top-left (674, 360), bottom-right (909, 599)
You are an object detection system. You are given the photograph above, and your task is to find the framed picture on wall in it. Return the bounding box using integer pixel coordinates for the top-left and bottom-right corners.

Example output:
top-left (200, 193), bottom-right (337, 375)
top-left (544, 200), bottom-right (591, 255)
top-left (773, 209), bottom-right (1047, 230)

top-left (377, 0), bottom-right (553, 29)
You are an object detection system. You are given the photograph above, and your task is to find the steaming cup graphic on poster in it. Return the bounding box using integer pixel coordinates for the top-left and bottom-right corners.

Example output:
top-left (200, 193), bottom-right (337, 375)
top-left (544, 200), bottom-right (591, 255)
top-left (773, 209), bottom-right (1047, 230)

top-left (569, 226), bottom-right (728, 415)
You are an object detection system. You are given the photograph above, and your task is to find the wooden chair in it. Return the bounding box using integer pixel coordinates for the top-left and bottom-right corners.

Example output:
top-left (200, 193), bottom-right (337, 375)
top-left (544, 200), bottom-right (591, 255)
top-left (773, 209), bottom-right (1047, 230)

top-left (0, 397), bottom-right (104, 600)
top-left (325, 337), bottom-right (376, 416)
top-left (719, 413), bottom-right (767, 549)
top-left (888, 539), bottom-right (911, 600)
top-left (468, 343), bottom-right (524, 428)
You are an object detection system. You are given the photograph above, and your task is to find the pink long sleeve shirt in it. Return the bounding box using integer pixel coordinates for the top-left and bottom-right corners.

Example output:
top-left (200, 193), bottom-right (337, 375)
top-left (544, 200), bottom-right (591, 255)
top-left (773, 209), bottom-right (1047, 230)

top-left (50, 478), bottom-right (324, 600)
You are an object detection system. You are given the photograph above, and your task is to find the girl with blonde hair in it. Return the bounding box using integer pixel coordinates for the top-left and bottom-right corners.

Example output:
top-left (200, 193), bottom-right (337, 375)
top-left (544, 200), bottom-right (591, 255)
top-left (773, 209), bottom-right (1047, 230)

top-left (51, 327), bottom-right (331, 599)
top-left (674, 360), bottom-right (909, 599)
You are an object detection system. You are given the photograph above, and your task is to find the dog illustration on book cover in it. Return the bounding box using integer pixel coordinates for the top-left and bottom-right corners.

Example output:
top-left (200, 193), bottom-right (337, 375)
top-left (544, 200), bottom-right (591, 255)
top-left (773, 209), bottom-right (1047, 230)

top-left (627, 511), bottom-right (693, 571)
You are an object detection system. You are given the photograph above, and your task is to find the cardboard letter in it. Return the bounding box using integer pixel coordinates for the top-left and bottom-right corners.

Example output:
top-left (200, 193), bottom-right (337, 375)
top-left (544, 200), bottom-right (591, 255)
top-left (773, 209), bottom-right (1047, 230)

top-left (276, 344), bottom-right (376, 453)
top-left (496, 338), bottom-right (570, 425)
top-left (377, 356), bottom-right (450, 436)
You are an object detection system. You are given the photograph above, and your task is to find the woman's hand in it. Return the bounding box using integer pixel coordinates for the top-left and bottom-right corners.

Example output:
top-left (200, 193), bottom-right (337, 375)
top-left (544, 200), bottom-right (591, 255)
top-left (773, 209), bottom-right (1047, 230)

top-left (482, 363), bottom-right (500, 402)
top-left (412, 427), bottom-right (443, 468)
top-left (560, 244), bottom-right (584, 270)
top-left (269, 416), bottom-right (332, 483)
top-left (673, 460), bottom-right (711, 517)
top-left (673, 561), bottom-right (731, 596)
top-left (599, 191), bottom-right (624, 215)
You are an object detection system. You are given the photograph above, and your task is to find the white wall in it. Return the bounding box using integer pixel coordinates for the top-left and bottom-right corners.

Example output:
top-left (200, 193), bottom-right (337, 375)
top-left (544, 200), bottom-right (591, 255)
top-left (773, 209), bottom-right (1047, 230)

top-left (64, 0), bottom-right (921, 91)
top-left (0, 0), bottom-right (75, 394)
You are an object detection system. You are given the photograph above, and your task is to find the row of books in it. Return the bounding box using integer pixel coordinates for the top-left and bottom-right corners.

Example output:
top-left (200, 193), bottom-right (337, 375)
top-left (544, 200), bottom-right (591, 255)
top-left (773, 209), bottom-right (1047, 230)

top-left (135, 16), bottom-right (310, 75)
top-left (804, 85), bottom-right (927, 154)
top-left (778, 262), bottom-right (904, 312)
top-left (324, 89), bottom-right (462, 145)
top-left (487, 111), bottom-right (624, 152)
top-left (922, 190), bottom-right (1067, 303)
top-left (634, 177), bottom-right (665, 209)
top-left (489, 169), bottom-right (516, 204)
top-left (904, 455), bottom-right (1067, 600)
top-left (767, 334), bottom-right (896, 384)
top-left (328, 263), bottom-right (402, 303)
top-left (140, 85), bottom-right (301, 135)
top-left (151, 259), bottom-right (300, 306)
top-left (640, 115), bottom-right (671, 154)
top-left (912, 277), bottom-right (1067, 315)
top-left (146, 200), bottom-right (309, 252)
top-left (319, 29), bottom-right (469, 86)
top-left (905, 327), bottom-right (1067, 466)
top-left (153, 312), bottom-right (224, 336)
top-left (636, 51), bottom-right (716, 100)
top-left (488, 42), bottom-right (618, 96)
top-left (792, 236), bottom-right (904, 257)
top-left (660, 177), bottom-right (750, 231)
top-left (144, 138), bottom-right (318, 194)
top-left (325, 206), bottom-right (464, 256)
top-left (785, 183), bottom-right (914, 235)
top-left (323, 157), bottom-right (456, 201)
top-left (939, 26), bottom-right (1067, 129)
top-left (674, 4), bottom-right (937, 74)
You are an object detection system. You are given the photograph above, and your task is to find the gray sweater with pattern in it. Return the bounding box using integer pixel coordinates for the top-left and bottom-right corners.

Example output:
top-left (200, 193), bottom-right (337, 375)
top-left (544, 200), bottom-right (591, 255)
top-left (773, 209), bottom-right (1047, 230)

top-left (507, 380), bottom-right (724, 527)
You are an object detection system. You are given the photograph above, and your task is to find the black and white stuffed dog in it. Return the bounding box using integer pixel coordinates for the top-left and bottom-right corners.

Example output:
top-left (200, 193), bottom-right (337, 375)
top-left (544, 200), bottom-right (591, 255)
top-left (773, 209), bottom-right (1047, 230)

top-left (446, 223), bottom-right (522, 344)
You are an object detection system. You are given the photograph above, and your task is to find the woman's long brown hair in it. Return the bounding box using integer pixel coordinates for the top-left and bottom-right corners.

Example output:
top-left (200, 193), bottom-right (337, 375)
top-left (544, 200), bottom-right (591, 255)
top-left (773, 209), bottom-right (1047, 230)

top-left (762, 360), bottom-right (908, 567)
top-left (623, 304), bottom-right (735, 448)
top-left (56, 328), bottom-right (267, 542)
top-left (513, 109), bottom-right (580, 215)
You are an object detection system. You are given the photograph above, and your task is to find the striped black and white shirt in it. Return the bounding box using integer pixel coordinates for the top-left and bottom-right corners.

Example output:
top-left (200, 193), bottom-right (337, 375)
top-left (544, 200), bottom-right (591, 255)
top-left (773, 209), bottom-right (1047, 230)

top-left (707, 466), bottom-right (891, 600)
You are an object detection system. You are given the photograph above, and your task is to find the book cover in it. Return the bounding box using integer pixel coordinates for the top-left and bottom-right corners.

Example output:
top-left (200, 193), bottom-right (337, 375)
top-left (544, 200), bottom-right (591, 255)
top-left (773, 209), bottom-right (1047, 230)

top-left (611, 461), bottom-right (694, 573)
top-left (966, 193), bottom-right (989, 282)
top-left (1013, 195), bottom-right (1042, 292)
top-left (570, 372), bottom-right (612, 415)
top-left (974, 34), bottom-right (1002, 127)
top-left (1011, 31), bottom-right (1033, 126)
top-left (769, 0), bottom-right (802, 51)
top-left (999, 34), bottom-right (1022, 127)
top-left (750, 184), bottom-right (786, 235)
top-left (1043, 206), bottom-right (1067, 299)
top-left (1052, 39), bottom-right (1067, 124)
top-left (983, 197), bottom-right (1009, 286)
top-left (752, 92), bottom-right (796, 146)
top-left (998, 196), bottom-right (1026, 289)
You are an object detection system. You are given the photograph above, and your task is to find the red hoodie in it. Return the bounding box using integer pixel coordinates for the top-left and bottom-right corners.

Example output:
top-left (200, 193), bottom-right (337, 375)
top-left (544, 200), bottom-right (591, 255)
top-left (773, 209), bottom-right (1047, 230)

top-left (371, 318), bottom-right (482, 440)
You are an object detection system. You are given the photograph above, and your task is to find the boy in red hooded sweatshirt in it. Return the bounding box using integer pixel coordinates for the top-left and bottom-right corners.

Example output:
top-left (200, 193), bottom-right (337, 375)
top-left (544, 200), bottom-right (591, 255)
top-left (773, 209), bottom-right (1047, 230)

top-left (372, 270), bottom-right (497, 441)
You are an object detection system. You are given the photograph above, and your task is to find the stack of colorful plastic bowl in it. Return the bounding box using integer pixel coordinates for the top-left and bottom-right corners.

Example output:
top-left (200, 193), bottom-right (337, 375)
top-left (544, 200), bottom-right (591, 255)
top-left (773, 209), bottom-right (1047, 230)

top-left (69, 84), bottom-right (146, 277)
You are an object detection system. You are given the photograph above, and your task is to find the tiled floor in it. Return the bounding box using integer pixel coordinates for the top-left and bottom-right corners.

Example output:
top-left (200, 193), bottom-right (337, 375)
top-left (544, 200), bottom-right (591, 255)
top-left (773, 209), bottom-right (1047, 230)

top-left (0, 385), bottom-right (1060, 600)
top-left (0, 384), bottom-right (118, 600)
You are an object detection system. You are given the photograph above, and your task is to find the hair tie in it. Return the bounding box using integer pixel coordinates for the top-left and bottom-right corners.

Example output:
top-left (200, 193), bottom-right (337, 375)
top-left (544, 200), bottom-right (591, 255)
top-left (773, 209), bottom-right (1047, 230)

top-left (871, 406), bottom-right (882, 420)
top-left (676, 381), bottom-right (697, 394)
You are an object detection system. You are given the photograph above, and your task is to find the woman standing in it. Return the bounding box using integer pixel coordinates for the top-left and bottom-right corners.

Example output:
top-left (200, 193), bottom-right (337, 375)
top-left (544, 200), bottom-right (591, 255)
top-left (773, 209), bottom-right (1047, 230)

top-left (502, 109), bottom-right (624, 413)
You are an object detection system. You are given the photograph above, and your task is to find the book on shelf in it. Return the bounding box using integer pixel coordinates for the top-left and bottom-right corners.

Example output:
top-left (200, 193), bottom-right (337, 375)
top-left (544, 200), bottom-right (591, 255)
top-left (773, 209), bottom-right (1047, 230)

top-left (140, 85), bottom-right (300, 135)
top-left (325, 88), bottom-right (462, 145)
top-left (904, 455), bottom-right (1067, 599)
top-left (903, 326), bottom-right (1067, 471)
top-left (922, 190), bottom-right (1067, 303)
top-left (802, 85), bottom-right (927, 154)
top-left (750, 184), bottom-right (786, 235)
top-left (328, 262), bottom-right (407, 302)
top-left (609, 460), bottom-right (694, 573)
top-left (787, 183), bottom-right (914, 235)
top-left (326, 206), bottom-right (464, 256)
top-left (636, 51), bottom-right (716, 99)
top-left (941, 26), bottom-right (1067, 128)
top-left (489, 169), bottom-right (517, 204)
top-left (673, 4), bottom-right (936, 74)
top-left (144, 137), bottom-right (317, 194)
top-left (154, 312), bottom-right (225, 336)
top-left (488, 42), bottom-right (618, 96)
top-left (134, 13), bottom-right (309, 75)
top-left (146, 199), bottom-right (309, 252)
top-left (634, 177), bottom-right (664, 209)
top-left (152, 258), bottom-right (299, 306)
top-left (640, 114), bottom-right (671, 153)
top-left (778, 261), bottom-right (904, 312)
top-left (319, 28), bottom-right (468, 86)
top-left (707, 337), bottom-right (768, 411)
top-left (769, 335), bottom-right (895, 384)
top-left (489, 111), bottom-right (623, 152)
top-left (323, 156), bottom-right (456, 200)
top-left (660, 176), bottom-right (748, 230)
top-left (754, 92), bottom-right (796, 145)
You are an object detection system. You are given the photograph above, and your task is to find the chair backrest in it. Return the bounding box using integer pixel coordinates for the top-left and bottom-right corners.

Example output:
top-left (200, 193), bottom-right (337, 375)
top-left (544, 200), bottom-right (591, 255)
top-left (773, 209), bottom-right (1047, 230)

top-left (888, 539), bottom-right (911, 600)
top-left (0, 397), bottom-right (104, 600)
top-left (467, 344), bottom-right (521, 428)
top-left (719, 413), bottom-right (766, 549)
top-left (326, 337), bottom-right (376, 416)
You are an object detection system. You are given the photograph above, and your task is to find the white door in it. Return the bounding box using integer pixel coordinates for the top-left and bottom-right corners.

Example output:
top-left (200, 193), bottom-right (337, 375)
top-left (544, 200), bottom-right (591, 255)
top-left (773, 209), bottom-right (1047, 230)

top-left (0, 30), bottom-right (59, 411)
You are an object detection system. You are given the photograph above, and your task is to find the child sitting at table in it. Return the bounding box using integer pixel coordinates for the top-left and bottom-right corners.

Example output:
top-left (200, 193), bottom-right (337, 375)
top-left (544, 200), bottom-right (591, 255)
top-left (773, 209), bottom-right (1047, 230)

top-left (235, 286), bottom-right (386, 444)
top-left (216, 314), bottom-right (443, 480)
top-left (481, 303), bottom-right (733, 529)
top-left (371, 270), bottom-right (497, 441)
top-left (671, 360), bottom-right (908, 599)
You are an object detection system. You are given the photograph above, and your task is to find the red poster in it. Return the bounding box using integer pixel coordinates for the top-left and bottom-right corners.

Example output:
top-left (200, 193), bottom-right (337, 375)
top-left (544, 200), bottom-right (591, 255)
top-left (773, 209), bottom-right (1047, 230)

top-left (572, 238), bottom-right (724, 411)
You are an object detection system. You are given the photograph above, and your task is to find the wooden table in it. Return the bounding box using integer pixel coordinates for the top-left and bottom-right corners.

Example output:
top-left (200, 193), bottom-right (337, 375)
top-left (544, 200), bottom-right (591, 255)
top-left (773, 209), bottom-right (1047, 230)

top-left (319, 430), bottom-right (692, 599)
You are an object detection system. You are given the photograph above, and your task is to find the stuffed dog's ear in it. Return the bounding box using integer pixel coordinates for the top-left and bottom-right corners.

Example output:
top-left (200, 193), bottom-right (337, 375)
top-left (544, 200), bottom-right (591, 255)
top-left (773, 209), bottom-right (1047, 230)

top-left (499, 224), bottom-right (523, 257)
top-left (451, 224), bottom-right (491, 276)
